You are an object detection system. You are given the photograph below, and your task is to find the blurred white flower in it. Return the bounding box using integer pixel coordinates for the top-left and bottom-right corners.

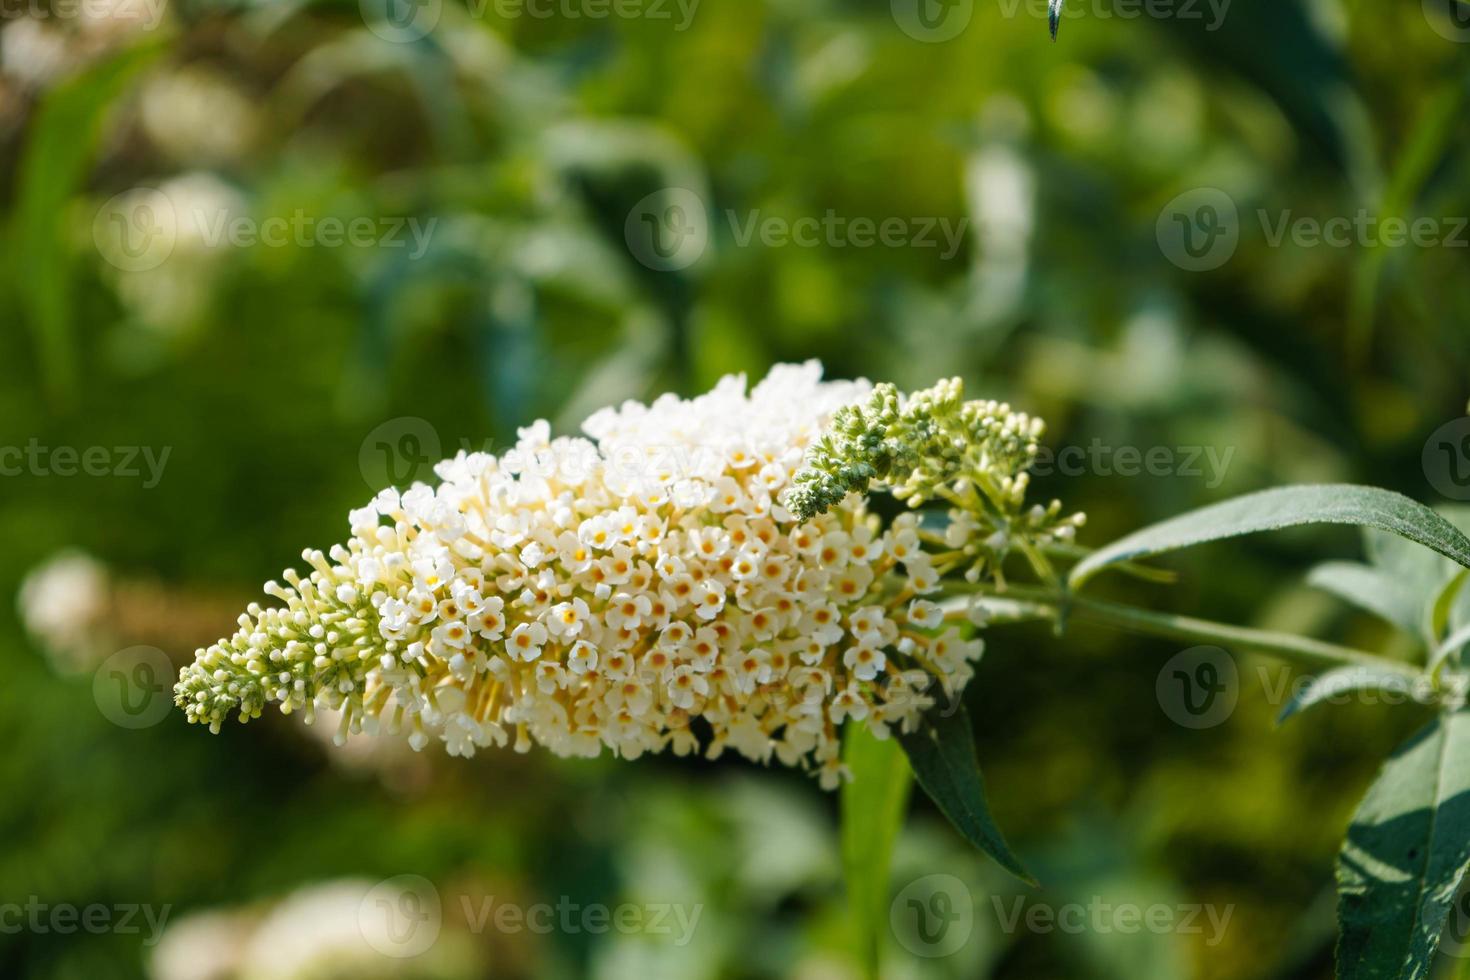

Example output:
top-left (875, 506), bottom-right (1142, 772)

top-left (18, 549), bottom-right (111, 673)
top-left (140, 67), bottom-right (259, 165)
top-left (96, 171), bottom-right (245, 335)
top-left (150, 910), bottom-right (253, 980)
top-left (0, 21), bottom-right (72, 89)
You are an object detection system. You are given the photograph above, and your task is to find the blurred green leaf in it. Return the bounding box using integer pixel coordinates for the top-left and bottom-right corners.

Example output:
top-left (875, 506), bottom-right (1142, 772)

top-left (840, 722), bottom-right (911, 980)
top-left (897, 704), bottom-right (1034, 886)
top-left (10, 40), bottom-right (164, 404)
top-left (1337, 708), bottom-right (1470, 980)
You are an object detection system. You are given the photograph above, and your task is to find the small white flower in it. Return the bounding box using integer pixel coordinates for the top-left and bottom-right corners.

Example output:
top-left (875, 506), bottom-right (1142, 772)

top-left (906, 599), bottom-right (945, 630)
top-left (507, 622), bottom-right (548, 662)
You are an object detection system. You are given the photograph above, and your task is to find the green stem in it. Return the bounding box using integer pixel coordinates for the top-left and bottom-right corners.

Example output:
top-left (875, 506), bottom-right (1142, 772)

top-left (946, 587), bottom-right (1421, 678)
top-left (1063, 594), bottom-right (1419, 676)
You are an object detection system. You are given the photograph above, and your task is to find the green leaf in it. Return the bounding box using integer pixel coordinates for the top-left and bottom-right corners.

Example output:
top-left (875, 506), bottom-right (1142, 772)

top-left (1430, 623), bottom-right (1470, 675)
top-left (1308, 561), bottom-right (1428, 639)
top-left (841, 723), bottom-right (912, 980)
top-left (1337, 708), bottom-right (1470, 980)
top-left (1070, 485), bottom-right (1470, 591)
top-left (1432, 570), bottom-right (1470, 643)
top-left (897, 703), bottom-right (1035, 885)
top-left (1276, 665), bottom-right (1428, 726)
top-left (10, 40), bottom-right (164, 403)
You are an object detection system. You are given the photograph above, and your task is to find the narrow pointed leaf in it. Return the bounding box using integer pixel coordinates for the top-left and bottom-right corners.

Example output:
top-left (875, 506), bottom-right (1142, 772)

top-left (1336, 709), bottom-right (1470, 980)
top-left (841, 724), bottom-right (913, 980)
top-left (1431, 623), bottom-right (1470, 675)
top-left (1308, 562), bottom-right (1428, 639)
top-left (1071, 486), bottom-right (1470, 591)
top-left (1276, 665), bottom-right (1428, 726)
top-left (1432, 569), bottom-right (1470, 642)
top-left (897, 703), bottom-right (1034, 885)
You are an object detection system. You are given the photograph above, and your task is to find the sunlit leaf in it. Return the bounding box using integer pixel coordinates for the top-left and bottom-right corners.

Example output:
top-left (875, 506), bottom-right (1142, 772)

top-left (1337, 709), bottom-right (1470, 980)
top-left (1071, 486), bottom-right (1470, 591)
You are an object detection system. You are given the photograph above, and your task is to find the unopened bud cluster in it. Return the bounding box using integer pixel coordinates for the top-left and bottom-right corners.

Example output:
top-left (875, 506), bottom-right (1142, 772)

top-left (784, 378), bottom-right (1084, 582)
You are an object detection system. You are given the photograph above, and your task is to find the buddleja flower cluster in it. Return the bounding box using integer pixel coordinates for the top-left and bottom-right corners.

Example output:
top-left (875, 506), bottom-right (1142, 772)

top-left (784, 377), bottom-right (1084, 584)
top-left (175, 364), bottom-right (1003, 788)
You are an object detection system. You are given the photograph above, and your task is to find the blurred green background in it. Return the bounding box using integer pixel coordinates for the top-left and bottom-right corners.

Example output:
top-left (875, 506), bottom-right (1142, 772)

top-left (3, 0), bottom-right (1470, 976)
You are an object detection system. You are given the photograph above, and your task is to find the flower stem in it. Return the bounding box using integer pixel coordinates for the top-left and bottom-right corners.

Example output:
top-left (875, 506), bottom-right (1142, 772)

top-left (947, 587), bottom-right (1421, 677)
top-left (1062, 594), bottom-right (1419, 676)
